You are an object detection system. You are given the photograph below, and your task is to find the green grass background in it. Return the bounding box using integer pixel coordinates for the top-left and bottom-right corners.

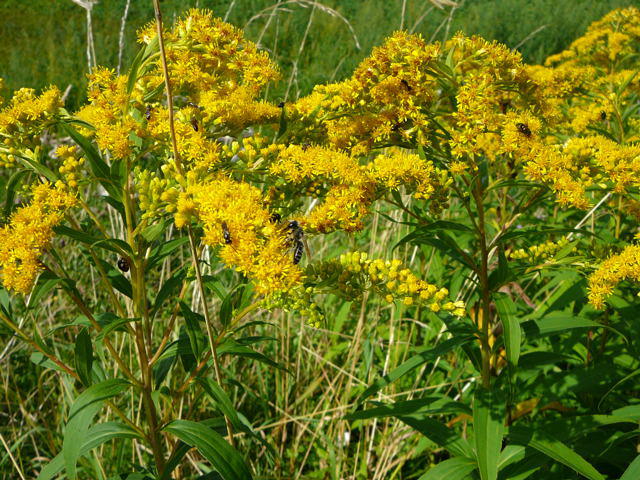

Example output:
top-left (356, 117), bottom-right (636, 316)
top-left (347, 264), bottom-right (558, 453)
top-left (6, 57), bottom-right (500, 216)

top-left (0, 0), bottom-right (635, 108)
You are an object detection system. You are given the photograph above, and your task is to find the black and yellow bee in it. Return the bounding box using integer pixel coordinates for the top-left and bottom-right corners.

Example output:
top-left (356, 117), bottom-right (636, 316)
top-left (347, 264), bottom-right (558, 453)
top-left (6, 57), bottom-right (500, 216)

top-left (284, 220), bottom-right (308, 265)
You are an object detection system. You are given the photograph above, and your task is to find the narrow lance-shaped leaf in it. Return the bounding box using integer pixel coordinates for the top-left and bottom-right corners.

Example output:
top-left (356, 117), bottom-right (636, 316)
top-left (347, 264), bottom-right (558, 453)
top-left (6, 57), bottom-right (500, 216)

top-left (74, 328), bottom-right (93, 386)
top-left (473, 387), bottom-right (505, 480)
top-left (494, 293), bottom-right (521, 366)
top-left (418, 457), bottom-right (477, 480)
top-left (508, 426), bottom-right (605, 480)
top-left (164, 420), bottom-right (253, 480)
top-left (62, 379), bottom-right (130, 480)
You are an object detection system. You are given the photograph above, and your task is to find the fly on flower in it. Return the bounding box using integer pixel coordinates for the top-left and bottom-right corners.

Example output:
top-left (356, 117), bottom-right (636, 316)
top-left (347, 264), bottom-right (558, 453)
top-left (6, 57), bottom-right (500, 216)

top-left (516, 122), bottom-right (532, 137)
top-left (221, 221), bottom-right (232, 244)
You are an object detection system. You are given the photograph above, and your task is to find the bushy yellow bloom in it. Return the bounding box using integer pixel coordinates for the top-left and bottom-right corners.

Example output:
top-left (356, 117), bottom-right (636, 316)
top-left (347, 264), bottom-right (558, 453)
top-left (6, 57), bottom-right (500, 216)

top-left (546, 7), bottom-right (640, 69)
top-left (366, 150), bottom-right (448, 202)
top-left (76, 67), bottom-right (139, 160)
top-left (0, 183), bottom-right (76, 294)
top-left (138, 9), bottom-right (280, 134)
top-left (0, 86), bottom-right (62, 167)
top-left (588, 244), bottom-right (640, 309)
top-left (186, 177), bottom-right (301, 294)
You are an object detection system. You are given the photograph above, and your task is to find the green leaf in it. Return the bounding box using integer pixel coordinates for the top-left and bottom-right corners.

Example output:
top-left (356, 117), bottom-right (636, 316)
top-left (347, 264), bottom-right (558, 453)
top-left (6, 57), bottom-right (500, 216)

top-left (347, 395), bottom-right (471, 421)
top-left (127, 37), bottom-right (159, 95)
top-left (74, 328), bottom-right (93, 386)
top-left (180, 302), bottom-right (205, 361)
top-left (418, 457), bottom-right (477, 480)
top-left (219, 284), bottom-right (247, 327)
top-left (218, 339), bottom-right (287, 371)
top-left (3, 169), bottom-right (30, 219)
top-left (620, 454), bottom-right (640, 480)
top-left (27, 270), bottom-right (65, 309)
top-left (494, 293), bottom-right (521, 366)
top-left (159, 442), bottom-right (191, 480)
top-left (198, 378), bottom-right (246, 434)
top-left (473, 388), bottom-right (504, 480)
top-left (399, 416), bottom-right (475, 458)
top-left (141, 220), bottom-right (166, 243)
top-left (357, 335), bottom-right (474, 404)
top-left (508, 426), bottom-right (604, 480)
top-left (96, 315), bottom-right (138, 341)
top-left (521, 315), bottom-right (604, 338)
top-left (62, 379), bottom-right (130, 480)
top-left (60, 123), bottom-right (121, 199)
top-left (37, 422), bottom-right (141, 480)
top-left (163, 420), bottom-right (253, 480)
top-left (15, 154), bottom-right (58, 181)
top-left (152, 270), bottom-right (186, 317)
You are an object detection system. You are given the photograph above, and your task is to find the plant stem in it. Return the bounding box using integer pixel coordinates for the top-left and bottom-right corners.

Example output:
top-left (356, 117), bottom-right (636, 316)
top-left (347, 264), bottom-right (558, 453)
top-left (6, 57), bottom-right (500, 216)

top-left (151, 0), bottom-right (182, 174)
top-left (187, 227), bottom-right (236, 447)
top-left (472, 178), bottom-right (492, 389)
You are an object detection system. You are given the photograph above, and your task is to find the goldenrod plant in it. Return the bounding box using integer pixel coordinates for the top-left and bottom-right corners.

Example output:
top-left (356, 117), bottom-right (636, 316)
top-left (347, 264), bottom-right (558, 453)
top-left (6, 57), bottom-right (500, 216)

top-left (1, 5), bottom-right (640, 480)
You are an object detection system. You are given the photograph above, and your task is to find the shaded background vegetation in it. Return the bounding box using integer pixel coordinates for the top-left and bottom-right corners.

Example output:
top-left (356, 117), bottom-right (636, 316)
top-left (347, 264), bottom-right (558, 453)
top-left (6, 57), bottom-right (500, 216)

top-left (0, 0), bottom-right (635, 109)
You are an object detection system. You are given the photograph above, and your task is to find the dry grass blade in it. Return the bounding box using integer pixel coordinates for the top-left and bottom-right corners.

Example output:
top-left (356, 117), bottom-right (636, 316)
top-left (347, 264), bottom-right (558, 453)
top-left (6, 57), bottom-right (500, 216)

top-left (246, 0), bottom-right (361, 50)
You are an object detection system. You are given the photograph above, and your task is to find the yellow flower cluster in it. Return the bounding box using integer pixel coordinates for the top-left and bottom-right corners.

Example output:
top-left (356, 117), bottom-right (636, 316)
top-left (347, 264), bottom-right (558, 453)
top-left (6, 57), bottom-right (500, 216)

top-left (76, 67), bottom-right (139, 160)
top-left (56, 145), bottom-right (85, 190)
top-left (291, 31), bottom-right (441, 154)
top-left (138, 9), bottom-right (280, 135)
top-left (588, 244), bottom-right (640, 309)
top-left (0, 86), bottom-right (62, 167)
top-left (174, 176), bottom-right (302, 295)
top-left (546, 7), bottom-right (640, 69)
top-left (146, 104), bottom-right (221, 171)
top-left (268, 145), bottom-right (449, 232)
top-left (0, 183), bottom-right (76, 294)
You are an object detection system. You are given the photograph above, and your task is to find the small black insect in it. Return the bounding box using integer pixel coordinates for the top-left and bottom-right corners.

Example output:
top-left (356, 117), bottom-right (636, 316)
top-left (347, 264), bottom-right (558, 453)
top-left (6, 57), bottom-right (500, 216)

top-left (270, 213), bottom-right (282, 223)
top-left (190, 118), bottom-right (199, 132)
top-left (302, 143), bottom-right (311, 151)
top-left (221, 221), bottom-right (232, 244)
top-left (391, 123), bottom-right (401, 131)
top-left (145, 105), bottom-right (152, 121)
top-left (600, 111), bottom-right (607, 121)
top-left (277, 101), bottom-right (285, 108)
top-left (292, 240), bottom-right (304, 265)
top-left (516, 122), bottom-right (532, 137)
top-left (117, 257), bottom-right (130, 272)
top-left (187, 102), bottom-right (199, 108)
top-left (400, 79), bottom-right (412, 91)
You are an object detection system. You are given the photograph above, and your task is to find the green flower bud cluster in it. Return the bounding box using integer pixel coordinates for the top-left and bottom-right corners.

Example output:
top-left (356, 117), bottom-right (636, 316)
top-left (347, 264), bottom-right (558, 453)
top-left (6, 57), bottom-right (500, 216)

top-left (135, 167), bottom-right (170, 219)
top-left (261, 286), bottom-right (324, 327)
top-left (308, 251), bottom-right (465, 316)
top-left (509, 236), bottom-right (575, 263)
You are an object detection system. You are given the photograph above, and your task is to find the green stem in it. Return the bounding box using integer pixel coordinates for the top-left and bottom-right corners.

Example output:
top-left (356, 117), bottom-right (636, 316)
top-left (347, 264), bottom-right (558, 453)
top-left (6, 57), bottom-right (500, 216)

top-left (472, 178), bottom-right (492, 389)
top-left (187, 227), bottom-right (236, 447)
